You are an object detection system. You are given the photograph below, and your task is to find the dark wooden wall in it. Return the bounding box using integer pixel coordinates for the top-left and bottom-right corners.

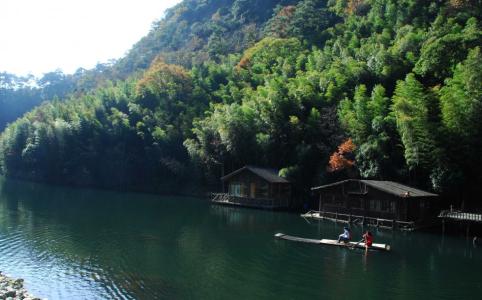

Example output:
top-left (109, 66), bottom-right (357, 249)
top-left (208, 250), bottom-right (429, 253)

top-left (224, 170), bottom-right (291, 201)
top-left (315, 181), bottom-right (436, 222)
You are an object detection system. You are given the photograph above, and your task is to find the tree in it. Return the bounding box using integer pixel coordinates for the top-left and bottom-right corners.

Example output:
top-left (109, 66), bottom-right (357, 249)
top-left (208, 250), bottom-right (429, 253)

top-left (339, 84), bottom-right (400, 179)
top-left (328, 138), bottom-right (356, 172)
top-left (392, 74), bottom-right (439, 178)
top-left (414, 17), bottom-right (481, 83)
top-left (440, 47), bottom-right (482, 138)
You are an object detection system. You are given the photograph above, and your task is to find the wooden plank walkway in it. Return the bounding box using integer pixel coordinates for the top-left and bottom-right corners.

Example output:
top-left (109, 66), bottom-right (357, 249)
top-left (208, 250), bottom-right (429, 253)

top-left (438, 210), bottom-right (482, 223)
top-left (211, 193), bottom-right (289, 210)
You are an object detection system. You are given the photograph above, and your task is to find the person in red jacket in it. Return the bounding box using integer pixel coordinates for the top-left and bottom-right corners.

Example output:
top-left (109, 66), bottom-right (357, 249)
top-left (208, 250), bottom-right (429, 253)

top-left (363, 231), bottom-right (373, 252)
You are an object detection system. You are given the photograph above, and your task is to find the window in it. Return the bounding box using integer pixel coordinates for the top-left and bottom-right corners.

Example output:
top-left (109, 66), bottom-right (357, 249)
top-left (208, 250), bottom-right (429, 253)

top-left (391, 201), bottom-right (397, 213)
top-left (229, 183), bottom-right (241, 196)
top-left (321, 194), bottom-right (345, 207)
top-left (250, 183), bottom-right (256, 198)
top-left (257, 182), bottom-right (269, 198)
top-left (370, 199), bottom-right (396, 213)
top-left (381, 200), bottom-right (390, 212)
top-left (369, 199), bottom-right (380, 211)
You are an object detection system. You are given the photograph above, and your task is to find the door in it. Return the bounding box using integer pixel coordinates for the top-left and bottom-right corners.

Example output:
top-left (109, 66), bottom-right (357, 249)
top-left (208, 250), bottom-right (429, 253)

top-left (250, 183), bottom-right (256, 198)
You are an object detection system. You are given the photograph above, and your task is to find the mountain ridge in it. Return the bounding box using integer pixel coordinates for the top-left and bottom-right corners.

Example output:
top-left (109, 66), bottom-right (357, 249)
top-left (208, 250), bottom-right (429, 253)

top-left (0, 0), bottom-right (481, 207)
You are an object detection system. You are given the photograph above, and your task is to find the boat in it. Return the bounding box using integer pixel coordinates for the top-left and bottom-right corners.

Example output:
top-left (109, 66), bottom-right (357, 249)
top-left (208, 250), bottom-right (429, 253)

top-left (274, 233), bottom-right (391, 251)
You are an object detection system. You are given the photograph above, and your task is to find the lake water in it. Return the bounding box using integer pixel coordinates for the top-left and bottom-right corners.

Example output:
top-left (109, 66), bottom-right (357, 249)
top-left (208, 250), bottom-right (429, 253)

top-left (0, 177), bottom-right (480, 299)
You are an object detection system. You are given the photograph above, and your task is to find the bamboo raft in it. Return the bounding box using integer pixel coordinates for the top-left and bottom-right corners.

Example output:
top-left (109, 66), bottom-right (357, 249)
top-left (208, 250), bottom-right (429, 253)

top-left (274, 233), bottom-right (391, 251)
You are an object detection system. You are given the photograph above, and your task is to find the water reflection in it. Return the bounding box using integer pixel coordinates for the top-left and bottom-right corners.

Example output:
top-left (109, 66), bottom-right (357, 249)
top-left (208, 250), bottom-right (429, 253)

top-left (0, 177), bottom-right (480, 299)
top-left (0, 178), bottom-right (189, 299)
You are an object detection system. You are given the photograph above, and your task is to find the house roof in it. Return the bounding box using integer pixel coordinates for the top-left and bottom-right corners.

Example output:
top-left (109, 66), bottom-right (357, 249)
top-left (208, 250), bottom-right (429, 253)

top-left (311, 179), bottom-right (437, 198)
top-left (221, 166), bottom-right (290, 183)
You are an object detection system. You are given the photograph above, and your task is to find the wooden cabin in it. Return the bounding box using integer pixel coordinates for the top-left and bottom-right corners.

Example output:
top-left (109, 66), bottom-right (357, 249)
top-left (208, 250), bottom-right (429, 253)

top-left (211, 166), bottom-right (291, 209)
top-left (309, 179), bottom-right (438, 230)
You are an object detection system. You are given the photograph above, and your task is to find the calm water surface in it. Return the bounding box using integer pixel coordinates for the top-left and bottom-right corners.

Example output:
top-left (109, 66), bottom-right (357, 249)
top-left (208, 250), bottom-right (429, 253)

top-left (0, 177), bottom-right (480, 299)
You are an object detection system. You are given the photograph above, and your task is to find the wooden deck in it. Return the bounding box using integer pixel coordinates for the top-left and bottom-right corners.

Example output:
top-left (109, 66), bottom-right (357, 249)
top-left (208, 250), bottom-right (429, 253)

top-left (301, 210), bottom-right (416, 231)
top-left (438, 210), bottom-right (482, 223)
top-left (211, 193), bottom-right (289, 210)
top-left (439, 209), bottom-right (482, 235)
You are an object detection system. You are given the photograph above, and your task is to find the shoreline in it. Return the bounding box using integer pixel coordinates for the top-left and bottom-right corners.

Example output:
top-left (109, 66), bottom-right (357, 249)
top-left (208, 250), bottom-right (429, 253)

top-left (0, 272), bottom-right (41, 300)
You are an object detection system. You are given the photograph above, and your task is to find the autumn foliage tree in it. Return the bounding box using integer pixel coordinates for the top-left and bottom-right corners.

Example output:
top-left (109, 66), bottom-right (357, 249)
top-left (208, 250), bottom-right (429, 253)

top-left (328, 139), bottom-right (356, 172)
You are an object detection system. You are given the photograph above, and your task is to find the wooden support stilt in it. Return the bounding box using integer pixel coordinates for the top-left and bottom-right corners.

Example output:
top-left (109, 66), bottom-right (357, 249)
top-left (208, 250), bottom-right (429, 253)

top-left (300, 211), bottom-right (416, 231)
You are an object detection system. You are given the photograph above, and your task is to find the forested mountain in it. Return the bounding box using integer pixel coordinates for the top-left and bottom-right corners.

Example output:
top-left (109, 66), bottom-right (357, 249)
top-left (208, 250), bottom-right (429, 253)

top-left (1, 73), bottom-right (41, 131)
top-left (0, 65), bottom-right (118, 131)
top-left (0, 0), bottom-right (303, 131)
top-left (115, 0), bottom-right (301, 73)
top-left (0, 0), bottom-right (481, 206)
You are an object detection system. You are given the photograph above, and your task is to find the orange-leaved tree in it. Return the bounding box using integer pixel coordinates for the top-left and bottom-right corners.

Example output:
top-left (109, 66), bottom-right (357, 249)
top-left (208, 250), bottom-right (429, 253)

top-left (328, 138), bottom-right (356, 172)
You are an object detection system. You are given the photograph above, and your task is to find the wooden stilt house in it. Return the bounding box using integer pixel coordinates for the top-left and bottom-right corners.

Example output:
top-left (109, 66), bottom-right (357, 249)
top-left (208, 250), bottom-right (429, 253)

top-left (211, 166), bottom-right (291, 209)
top-left (308, 179), bottom-right (438, 230)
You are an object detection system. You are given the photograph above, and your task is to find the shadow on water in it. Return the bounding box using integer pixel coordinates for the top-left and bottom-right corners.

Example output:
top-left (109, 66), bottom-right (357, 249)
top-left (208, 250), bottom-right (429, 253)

top-left (0, 177), bottom-right (480, 300)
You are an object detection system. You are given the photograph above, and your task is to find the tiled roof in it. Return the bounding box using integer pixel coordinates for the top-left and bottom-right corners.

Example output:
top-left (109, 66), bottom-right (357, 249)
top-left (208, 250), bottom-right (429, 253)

top-left (312, 179), bottom-right (437, 197)
top-left (221, 166), bottom-right (290, 183)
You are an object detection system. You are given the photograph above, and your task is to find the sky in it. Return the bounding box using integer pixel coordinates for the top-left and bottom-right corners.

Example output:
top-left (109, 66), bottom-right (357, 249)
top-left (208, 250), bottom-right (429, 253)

top-left (0, 0), bottom-right (182, 76)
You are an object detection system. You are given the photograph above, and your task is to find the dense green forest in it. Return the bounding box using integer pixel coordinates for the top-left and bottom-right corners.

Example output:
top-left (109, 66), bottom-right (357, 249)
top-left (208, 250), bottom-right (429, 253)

top-left (0, 0), bottom-right (481, 206)
top-left (0, 65), bottom-right (119, 131)
top-left (1, 0), bottom-right (295, 130)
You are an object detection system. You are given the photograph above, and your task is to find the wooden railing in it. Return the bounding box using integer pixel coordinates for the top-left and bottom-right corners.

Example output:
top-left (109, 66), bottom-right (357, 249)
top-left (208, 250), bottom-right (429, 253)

top-left (438, 210), bottom-right (482, 223)
top-left (319, 205), bottom-right (397, 221)
top-left (302, 210), bottom-right (416, 230)
top-left (211, 193), bottom-right (289, 208)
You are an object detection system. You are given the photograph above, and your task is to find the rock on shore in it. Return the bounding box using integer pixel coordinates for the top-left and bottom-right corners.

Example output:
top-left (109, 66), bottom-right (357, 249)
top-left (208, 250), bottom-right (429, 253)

top-left (0, 272), bottom-right (41, 300)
